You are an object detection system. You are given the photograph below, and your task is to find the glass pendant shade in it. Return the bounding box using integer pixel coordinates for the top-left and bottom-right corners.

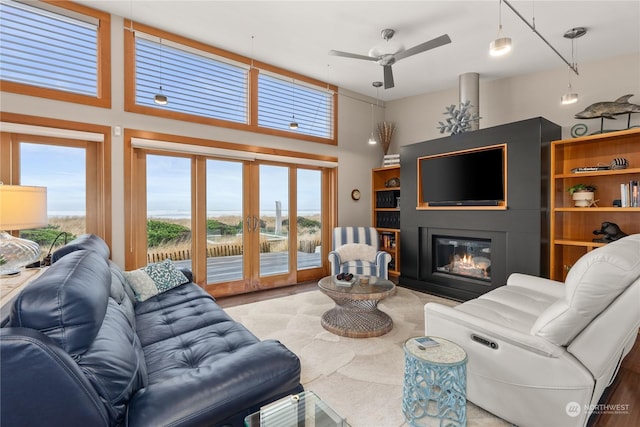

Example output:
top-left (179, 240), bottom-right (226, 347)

top-left (0, 185), bottom-right (47, 275)
top-left (154, 89), bottom-right (168, 105)
top-left (561, 92), bottom-right (579, 105)
top-left (490, 37), bottom-right (512, 56)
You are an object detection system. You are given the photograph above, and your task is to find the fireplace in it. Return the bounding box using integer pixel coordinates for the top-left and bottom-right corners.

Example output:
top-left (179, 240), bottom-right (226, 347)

top-left (434, 236), bottom-right (491, 281)
top-left (414, 227), bottom-right (508, 301)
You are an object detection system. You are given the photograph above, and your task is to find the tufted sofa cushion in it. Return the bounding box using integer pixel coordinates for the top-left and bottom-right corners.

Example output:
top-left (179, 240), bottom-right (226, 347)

top-left (531, 234), bottom-right (640, 345)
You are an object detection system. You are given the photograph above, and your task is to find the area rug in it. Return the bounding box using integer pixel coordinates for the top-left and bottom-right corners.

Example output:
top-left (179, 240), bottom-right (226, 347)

top-left (225, 286), bottom-right (512, 427)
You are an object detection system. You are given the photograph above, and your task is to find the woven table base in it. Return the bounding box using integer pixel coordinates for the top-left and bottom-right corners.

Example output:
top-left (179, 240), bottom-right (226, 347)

top-left (321, 297), bottom-right (393, 338)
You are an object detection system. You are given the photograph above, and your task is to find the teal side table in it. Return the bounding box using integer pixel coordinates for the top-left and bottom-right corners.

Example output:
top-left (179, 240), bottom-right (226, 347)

top-left (402, 336), bottom-right (467, 427)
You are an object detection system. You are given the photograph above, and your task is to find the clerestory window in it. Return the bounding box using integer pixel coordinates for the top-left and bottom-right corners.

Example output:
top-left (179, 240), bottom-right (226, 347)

top-left (0, 0), bottom-right (110, 107)
top-left (134, 33), bottom-right (249, 124)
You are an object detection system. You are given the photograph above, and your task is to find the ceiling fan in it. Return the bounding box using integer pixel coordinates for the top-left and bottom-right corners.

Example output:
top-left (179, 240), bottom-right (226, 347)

top-left (329, 29), bottom-right (451, 89)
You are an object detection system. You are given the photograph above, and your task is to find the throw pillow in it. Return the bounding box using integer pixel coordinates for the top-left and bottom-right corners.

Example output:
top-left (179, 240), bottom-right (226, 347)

top-left (124, 259), bottom-right (189, 302)
top-left (334, 243), bottom-right (377, 263)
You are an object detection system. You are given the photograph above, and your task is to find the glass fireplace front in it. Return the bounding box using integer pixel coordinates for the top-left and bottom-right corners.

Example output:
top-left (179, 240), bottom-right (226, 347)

top-left (434, 236), bottom-right (491, 281)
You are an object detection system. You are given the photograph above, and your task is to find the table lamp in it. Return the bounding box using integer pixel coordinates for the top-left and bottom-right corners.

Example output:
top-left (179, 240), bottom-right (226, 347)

top-left (0, 184), bottom-right (48, 276)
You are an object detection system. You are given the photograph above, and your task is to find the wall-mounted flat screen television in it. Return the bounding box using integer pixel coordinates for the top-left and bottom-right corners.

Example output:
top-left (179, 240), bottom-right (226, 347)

top-left (418, 144), bottom-right (507, 208)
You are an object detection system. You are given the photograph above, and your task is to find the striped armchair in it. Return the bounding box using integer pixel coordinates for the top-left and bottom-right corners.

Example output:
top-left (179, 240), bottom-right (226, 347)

top-left (328, 227), bottom-right (392, 279)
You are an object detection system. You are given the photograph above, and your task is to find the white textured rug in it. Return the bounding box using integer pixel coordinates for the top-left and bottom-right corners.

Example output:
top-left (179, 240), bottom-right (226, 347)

top-left (225, 286), bottom-right (512, 427)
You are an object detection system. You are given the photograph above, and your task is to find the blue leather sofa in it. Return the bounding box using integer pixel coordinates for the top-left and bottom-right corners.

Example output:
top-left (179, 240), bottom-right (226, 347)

top-left (1, 234), bottom-right (302, 426)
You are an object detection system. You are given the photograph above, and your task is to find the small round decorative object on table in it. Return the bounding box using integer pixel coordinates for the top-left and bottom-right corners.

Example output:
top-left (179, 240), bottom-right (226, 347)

top-left (402, 336), bottom-right (467, 427)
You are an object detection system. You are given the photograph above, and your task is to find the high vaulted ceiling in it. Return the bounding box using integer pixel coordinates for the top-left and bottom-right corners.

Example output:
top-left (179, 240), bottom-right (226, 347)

top-left (78, 1), bottom-right (640, 101)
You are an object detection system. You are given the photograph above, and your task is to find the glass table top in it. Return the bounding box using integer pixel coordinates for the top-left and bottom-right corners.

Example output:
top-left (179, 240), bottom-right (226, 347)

top-left (318, 275), bottom-right (395, 296)
top-left (244, 390), bottom-right (349, 427)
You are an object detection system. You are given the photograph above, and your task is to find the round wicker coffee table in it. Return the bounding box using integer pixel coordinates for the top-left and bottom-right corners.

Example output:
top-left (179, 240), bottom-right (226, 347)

top-left (318, 275), bottom-right (396, 338)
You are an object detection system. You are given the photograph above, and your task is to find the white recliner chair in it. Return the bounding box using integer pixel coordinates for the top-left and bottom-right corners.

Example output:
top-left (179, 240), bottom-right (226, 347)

top-left (424, 234), bottom-right (640, 427)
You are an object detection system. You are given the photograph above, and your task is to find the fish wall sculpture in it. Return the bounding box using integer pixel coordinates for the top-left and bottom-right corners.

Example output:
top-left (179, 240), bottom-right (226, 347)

top-left (575, 94), bottom-right (640, 119)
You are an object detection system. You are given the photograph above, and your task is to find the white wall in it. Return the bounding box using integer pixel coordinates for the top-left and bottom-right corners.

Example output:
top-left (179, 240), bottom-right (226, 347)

top-left (385, 53), bottom-right (640, 152)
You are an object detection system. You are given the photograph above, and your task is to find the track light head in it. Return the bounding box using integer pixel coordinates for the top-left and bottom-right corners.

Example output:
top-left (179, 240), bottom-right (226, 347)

top-left (489, 36), bottom-right (512, 56)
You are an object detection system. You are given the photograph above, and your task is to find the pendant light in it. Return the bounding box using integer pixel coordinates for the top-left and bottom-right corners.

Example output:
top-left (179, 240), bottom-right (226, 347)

top-left (489, 0), bottom-right (512, 57)
top-left (561, 27), bottom-right (585, 105)
top-left (154, 38), bottom-right (168, 105)
top-left (289, 79), bottom-right (298, 129)
top-left (369, 82), bottom-right (382, 145)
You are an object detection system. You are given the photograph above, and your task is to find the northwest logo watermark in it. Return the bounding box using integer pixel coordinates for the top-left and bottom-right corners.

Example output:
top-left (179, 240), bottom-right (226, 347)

top-left (566, 401), bottom-right (630, 417)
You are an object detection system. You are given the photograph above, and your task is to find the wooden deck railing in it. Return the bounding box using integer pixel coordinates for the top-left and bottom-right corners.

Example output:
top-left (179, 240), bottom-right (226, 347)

top-left (147, 239), bottom-right (320, 263)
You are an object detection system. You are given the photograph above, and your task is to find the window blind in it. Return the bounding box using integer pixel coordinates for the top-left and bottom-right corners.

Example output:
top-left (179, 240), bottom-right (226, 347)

top-left (135, 35), bottom-right (248, 123)
top-left (0, 0), bottom-right (98, 96)
top-left (258, 73), bottom-right (334, 139)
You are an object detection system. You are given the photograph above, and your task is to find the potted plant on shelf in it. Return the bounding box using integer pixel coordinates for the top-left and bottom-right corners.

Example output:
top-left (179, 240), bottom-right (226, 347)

top-left (567, 184), bottom-right (597, 207)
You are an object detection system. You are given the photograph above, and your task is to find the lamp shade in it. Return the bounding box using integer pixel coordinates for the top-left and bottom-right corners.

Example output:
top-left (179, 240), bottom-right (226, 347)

top-left (0, 185), bottom-right (48, 230)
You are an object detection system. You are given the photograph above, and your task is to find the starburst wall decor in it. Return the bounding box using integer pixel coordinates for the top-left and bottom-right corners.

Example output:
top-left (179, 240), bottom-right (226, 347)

top-left (437, 101), bottom-right (481, 134)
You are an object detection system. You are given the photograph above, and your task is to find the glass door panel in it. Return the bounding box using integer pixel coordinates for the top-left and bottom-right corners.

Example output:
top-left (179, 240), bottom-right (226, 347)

top-left (297, 168), bottom-right (322, 270)
top-left (259, 164), bottom-right (289, 277)
top-left (19, 142), bottom-right (86, 253)
top-left (146, 155), bottom-right (192, 269)
top-left (205, 159), bottom-right (244, 283)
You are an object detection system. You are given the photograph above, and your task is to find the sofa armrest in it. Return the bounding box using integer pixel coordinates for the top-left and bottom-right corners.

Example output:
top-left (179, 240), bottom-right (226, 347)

top-left (127, 339), bottom-right (301, 427)
top-left (328, 251), bottom-right (341, 275)
top-left (1, 327), bottom-right (110, 427)
top-left (425, 302), bottom-right (564, 357)
top-left (506, 273), bottom-right (565, 298)
top-left (375, 250), bottom-right (392, 265)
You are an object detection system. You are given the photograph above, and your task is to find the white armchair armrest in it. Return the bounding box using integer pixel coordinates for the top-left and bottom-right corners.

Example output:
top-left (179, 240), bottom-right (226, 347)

top-left (425, 302), bottom-right (564, 357)
top-left (506, 273), bottom-right (565, 298)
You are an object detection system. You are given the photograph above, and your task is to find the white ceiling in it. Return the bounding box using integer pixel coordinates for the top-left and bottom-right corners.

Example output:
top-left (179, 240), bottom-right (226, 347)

top-left (77, 1), bottom-right (640, 101)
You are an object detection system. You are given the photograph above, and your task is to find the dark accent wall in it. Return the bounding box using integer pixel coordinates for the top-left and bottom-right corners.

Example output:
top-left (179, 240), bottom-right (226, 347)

top-left (399, 117), bottom-right (561, 301)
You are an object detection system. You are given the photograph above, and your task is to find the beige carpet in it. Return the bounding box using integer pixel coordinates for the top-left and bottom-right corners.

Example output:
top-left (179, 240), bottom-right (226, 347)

top-left (225, 286), bottom-right (512, 427)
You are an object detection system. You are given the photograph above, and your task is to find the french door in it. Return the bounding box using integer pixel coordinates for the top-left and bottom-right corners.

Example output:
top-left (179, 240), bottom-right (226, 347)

top-left (131, 149), bottom-right (332, 297)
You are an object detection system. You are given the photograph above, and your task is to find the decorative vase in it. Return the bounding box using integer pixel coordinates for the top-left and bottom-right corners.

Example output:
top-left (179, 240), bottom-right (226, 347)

top-left (572, 190), bottom-right (595, 207)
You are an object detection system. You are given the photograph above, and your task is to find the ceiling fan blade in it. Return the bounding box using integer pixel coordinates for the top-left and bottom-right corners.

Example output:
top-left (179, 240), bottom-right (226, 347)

top-left (394, 34), bottom-right (451, 61)
top-left (328, 50), bottom-right (377, 61)
top-left (383, 65), bottom-right (394, 89)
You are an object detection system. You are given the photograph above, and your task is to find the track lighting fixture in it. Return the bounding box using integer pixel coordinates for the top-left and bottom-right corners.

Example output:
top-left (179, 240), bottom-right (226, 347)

top-left (561, 27), bottom-right (586, 105)
top-left (489, 0), bottom-right (512, 57)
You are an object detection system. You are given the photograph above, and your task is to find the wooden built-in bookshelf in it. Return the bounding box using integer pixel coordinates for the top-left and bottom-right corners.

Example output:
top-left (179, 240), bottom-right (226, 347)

top-left (550, 128), bottom-right (640, 280)
top-left (372, 165), bottom-right (400, 277)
